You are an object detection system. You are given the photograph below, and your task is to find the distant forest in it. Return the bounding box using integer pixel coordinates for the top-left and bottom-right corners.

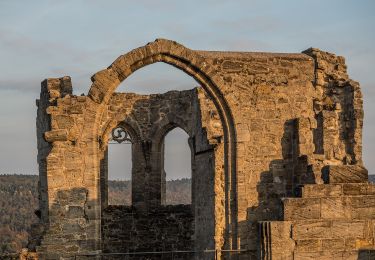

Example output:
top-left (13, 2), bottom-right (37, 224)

top-left (2, 174), bottom-right (375, 254)
top-left (0, 174), bottom-right (191, 254)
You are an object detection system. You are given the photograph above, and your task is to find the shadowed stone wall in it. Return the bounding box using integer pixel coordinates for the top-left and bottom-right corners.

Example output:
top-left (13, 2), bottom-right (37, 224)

top-left (102, 205), bottom-right (193, 253)
top-left (33, 39), bottom-right (371, 259)
top-left (98, 88), bottom-right (222, 253)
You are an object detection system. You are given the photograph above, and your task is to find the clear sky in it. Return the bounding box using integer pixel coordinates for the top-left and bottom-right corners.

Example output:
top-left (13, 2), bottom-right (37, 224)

top-left (0, 0), bottom-right (374, 180)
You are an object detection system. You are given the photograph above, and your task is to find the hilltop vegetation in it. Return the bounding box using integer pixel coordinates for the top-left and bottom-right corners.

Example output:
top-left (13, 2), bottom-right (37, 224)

top-left (109, 178), bottom-right (191, 205)
top-left (0, 174), bottom-right (191, 254)
top-left (0, 175), bottom-right (38, 254)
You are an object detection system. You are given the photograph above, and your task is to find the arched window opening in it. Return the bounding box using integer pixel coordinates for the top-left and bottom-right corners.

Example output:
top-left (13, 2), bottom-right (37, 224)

top-left (163, 127), bottom-right (192, 205)
top-left (96, 44), bottom-right (232, 253)
top-left (115, 62), bottom-right (199, 207)
top-left (107, 126), bottom-right (132, 206)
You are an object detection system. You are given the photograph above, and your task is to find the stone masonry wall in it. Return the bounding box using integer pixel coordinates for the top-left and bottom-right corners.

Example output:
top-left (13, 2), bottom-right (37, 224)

top-left (100, 87), bottom-right (224, 254)
top-left (194, 48), bottom-right (365, 254)
top-left (257, 49), bottom-right (370, 260)
top-left (35, 78), bottom-right (102, 257)
top-left (197, 51), bottom-right (318, 252)
top-left (99, 89), bottom-right (198, 209)
top-left (102, 205), bottom-right (193, 254)
top-left (34, 39), bottom-right (367, 259)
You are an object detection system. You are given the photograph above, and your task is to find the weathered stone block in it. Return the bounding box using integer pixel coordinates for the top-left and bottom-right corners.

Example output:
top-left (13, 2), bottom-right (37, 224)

top-left (350, 196), bottom-right (375, 208)
top-left (322, 165), bottom-right (368, 184)
top-left (292, 220), bottom-right (332, 239)
top-left (283, 198), bottom-right (321, 220)
top-left (295, 239), bottom-right (321, 252)
top-left (351, 206), bottom-right (375, 220)
top-left (302, 184), bottom-right (342, 198)
top-left (321, 238), bottom-right (345, 251)
top-left (321, 197), bottom-right (351, 219)
top-left (343, 183), bottom-right (370, 195)
top-left (330, 221), bottom-right (365, 238)
top-left (44, 129), bottom-right (68, 142)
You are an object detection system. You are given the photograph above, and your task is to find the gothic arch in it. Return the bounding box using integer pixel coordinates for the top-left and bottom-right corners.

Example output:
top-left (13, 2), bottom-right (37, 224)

top-left (100, 121), bottom-right (140, 208)
top-left (101, 118), bottom-right (142, 149)
top-left (152, 118), bottom-right (192, 143)
top-left (88, 38), bottom-right (238, 249)
top-left (153, 122), bottom-right (192, 206)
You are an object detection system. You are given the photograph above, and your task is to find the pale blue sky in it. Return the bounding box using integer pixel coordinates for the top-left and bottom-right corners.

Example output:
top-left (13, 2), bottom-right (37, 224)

top-left (0, 0), bottom-right (374, 179)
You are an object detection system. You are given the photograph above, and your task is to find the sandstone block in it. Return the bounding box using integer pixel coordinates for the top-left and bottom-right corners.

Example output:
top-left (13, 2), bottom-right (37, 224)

top-left (343, 183), bottom-right (371, 195)
top-left (321, 238), bottom-right (345, 251)
top-left (350, 196), bottom-right (375, 219)
top-left (295, 239), bottom-right (320, 252)
top-left (302, 184), bottom-right (342, 198)
top-left (322, 165), bottom-right (368, 184)
top-left (321, 197), bottom-right (351, 219)
top-left (283, 198), bottom-right (321, 220)
top-left (292, 220), bottom-right (332, 239)
top-left (331, 221), bottom-right (365, 238)
top-left (44, 129), bottom-right (68, 142)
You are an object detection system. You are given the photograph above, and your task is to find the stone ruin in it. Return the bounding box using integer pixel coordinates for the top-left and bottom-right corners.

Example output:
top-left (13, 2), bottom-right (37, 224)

top-left (29, 39), bottom-right (375, 259)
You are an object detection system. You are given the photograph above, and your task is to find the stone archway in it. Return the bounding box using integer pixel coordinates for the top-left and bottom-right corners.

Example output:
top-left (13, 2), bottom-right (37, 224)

top-left (88, 39), bottom-right (238, 250)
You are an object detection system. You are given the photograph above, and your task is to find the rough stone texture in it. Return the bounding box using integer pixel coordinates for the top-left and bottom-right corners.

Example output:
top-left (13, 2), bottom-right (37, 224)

top-left (259, 221), bottom-right (295, 259)
top-left (32, 39), bottom-right (372, 259)
top-left (322, 164), bottom-right (368, 183)
top-left (258, 182), bottom-right (375, 259)
top-left (95, 87), bottom-right (222, 255)
top-left (102, 205), bottom-right (193, 253)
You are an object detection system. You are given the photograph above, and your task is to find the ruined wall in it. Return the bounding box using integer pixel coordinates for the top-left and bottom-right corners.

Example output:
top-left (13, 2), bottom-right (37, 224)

top-left (257, 50), bottom-right (370, 260)
top-left (34, 39), bottom-right (368, 259)
top-left (304, 48), bottom-right (363, 165)
top-left (193, 49), bottom-right (365, 254)
top-left (36, 77), bottom-right (72, 223)
top-left (197, 51), bottom-right (318, 252)
top-left (98, 88), bottom-right (223, 208)
top-left (35, 77), bottom-right (103, 257)
top-left (99, 88), bottom-right (224, 253)
top-left (102, 205), bottom-right (193, 253)
top-left (100, 89), bottom-right (198, 209)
